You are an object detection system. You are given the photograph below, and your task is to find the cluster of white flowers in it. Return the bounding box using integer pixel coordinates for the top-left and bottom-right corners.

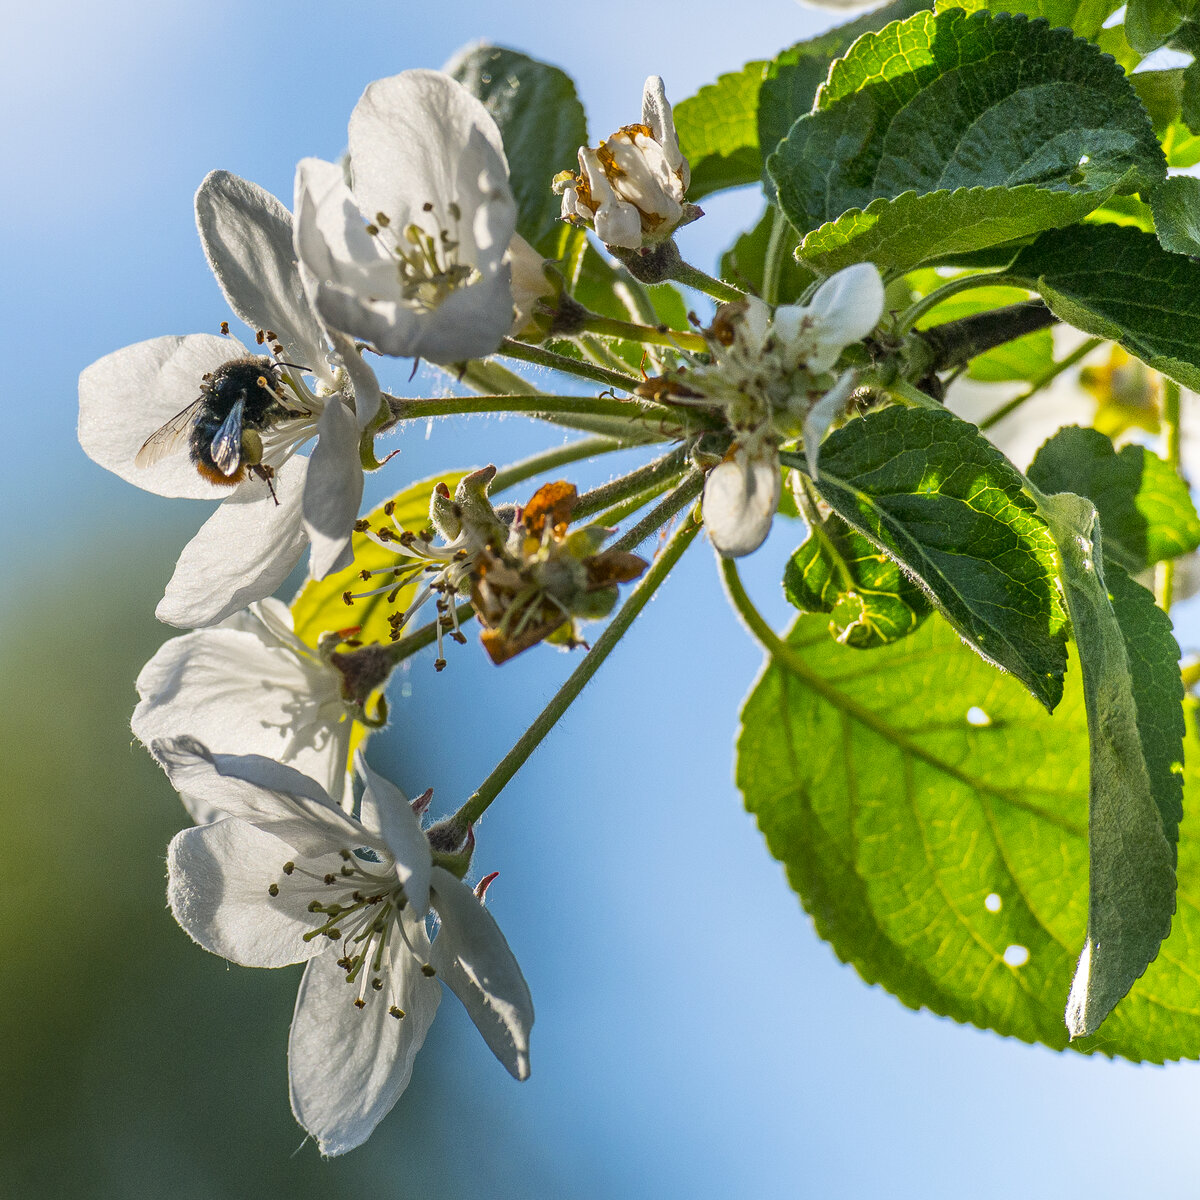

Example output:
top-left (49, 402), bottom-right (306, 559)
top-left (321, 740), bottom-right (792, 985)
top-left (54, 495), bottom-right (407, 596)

top-left (77, 53), bottom-right (890, 1156)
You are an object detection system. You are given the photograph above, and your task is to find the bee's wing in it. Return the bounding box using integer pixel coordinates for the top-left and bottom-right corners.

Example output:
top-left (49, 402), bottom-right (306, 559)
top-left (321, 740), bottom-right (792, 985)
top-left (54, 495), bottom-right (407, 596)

top-left (209, 397), bottom-right (245, 476)
top-left (134, 397), bottom-right (206, 469)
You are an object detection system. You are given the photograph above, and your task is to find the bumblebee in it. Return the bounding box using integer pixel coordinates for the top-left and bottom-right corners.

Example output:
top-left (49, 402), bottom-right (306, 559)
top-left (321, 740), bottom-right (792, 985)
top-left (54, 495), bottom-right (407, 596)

top-left (135, 355), bottom-right (299, 486)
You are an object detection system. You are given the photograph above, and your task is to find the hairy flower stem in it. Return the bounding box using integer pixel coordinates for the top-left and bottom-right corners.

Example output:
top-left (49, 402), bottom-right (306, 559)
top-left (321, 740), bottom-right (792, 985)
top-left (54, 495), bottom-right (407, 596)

top-left (498, 338), bottom-right (642, 391)
top-left (572, 445), bottom-right (692, 522)
top-left (1157, 379), bottom-right (1183, 611)
top-left (761, 207), bottom-right (793, 308)
top-left (451, 515), bottom-right (702, 830)
top-left (895, 271), bottom-right (1020, 334)
top-left (977, 338), bottom-right (1103, 431)
top-left (915, 301), bottom-right (1058, 374)
top-left (668, 260), bottom-right (746, 304)
top-left (576, 314), bottom-right (708, 355)
top-left (609, 470), bottom-right (704, 554)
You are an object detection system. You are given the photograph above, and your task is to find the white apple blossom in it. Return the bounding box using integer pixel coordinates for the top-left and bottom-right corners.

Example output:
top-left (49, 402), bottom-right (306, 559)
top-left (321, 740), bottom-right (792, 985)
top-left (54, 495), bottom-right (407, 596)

top-left (132, 598), bottom-right (375, 819)
top-left (78, 171), bottom-right (382, 628)
top-left (294, 70), bottom-right (547, 366)
top-left (157, 737), bottom-right (533, 1157)
top-left (698, 263), bottom-right (886, 556)
top-left (555, 76), bottom-right (700, 251)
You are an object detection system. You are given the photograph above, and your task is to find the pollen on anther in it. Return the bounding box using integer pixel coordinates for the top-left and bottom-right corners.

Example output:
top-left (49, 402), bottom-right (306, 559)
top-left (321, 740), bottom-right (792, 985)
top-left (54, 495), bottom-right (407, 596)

top-left (354, 998), bottom-right (366, 1009)
top-left (324, 873), bottom-right (336, 885)
top-left (421, 964), bottom-right (437, 978)
top-left (283, 862), bottom-right (295, 875)
top-left (219, 321), bottom-right (229, 336)
top-left (372, 978), bottom-right (384, 991)
top-left (389, 1006), bottom-right (405, 1019)
top-left (256, 330), bottom-right (265, 344)
top-left (342, 592), bottom-right (354, 606)
top-left (268, 883), bottom-right (280, 897)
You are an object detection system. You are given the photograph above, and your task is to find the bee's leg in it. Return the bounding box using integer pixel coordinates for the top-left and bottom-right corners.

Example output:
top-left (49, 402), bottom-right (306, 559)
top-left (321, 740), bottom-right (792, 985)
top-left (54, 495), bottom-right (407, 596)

top-left (250, 463), bottom-right (280, 506)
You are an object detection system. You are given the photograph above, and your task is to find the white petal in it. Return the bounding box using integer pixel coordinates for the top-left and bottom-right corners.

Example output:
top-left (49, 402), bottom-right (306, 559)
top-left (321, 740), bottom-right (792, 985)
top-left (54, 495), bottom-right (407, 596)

top-left (78, 333), bottom-right (248, 499)
top-left (348, 70), bottom-right (513, 271)
top-left (153, 737), bottom-right (368, 857)
top-left (303, 400), bottom-right (362, 580)
top-left (314, 263), bottom-right (516, 365)
top-left (429, 866), bottom-right (533, 1081)
top-left (288, 929), bottom-right (441, 1156)
top-left (156, 457), bottom-right (310, 628)
top-left (293, 157), bottom-right (395, 300)
top-left (355, 755), bottom-right (432, 915)
top-left (803, 369), bottom-right (859, 480)
top-left (703, 446), bottom-right (782, 558)
top-left (804, 263), bottom-right (885, 371)
top-left (131, 622), bottom-right (350, 804)
top-left (641, 76), bottom-right (684, 176)
top-left (167, 818), bottom-right (334, 967)
top-left (506, 234), bottom-right (549, 336)
top-left (327, 329), bottom-right (383, 431)
top-left (195, 170), bottom-right (334, 387)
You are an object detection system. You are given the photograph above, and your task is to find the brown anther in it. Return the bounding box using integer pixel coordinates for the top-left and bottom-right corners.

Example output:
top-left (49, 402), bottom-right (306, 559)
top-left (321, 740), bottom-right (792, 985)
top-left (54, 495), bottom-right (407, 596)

top-left (256, 330), bottom-right (265, 344)
top-left (354, 519), bottom-right (370, 533)
top-left (326, 928), bottom-right (341, 938)
top-left (268, 883), bottom-right (280, 897)
top-left (389, 1006), bottom-right (405, 1019)
top-left (375, 212), bottom-right (390, 227)
top-left (354, 998), bottom-right (366, 1008)
top-left (372, 978), bottom-right (384, 991)
top-left (324, 873), bottom-right (336, 885)
top-left (365, 223), bottom-right (379, 236)
top-left (265, 330), bottom-right (277, 342)
top-left (342, 592), bottom-right (354, 606)
top-left (219, 321), bottom-right (229, 336)
top-left (283, 862), bottom-right (295, 875)
top-left (434, 658), bottom-right (447, 672)
top-left (422, 201), bottom-right (434, 212)
top-left (420, 964), bottom-right (437, 978)
top-left (360, 570), bottom-right (372, 581)
top-left (341, 865), bottom-right (355, 877)
top-left (383, 500), bottom-right (396, 516)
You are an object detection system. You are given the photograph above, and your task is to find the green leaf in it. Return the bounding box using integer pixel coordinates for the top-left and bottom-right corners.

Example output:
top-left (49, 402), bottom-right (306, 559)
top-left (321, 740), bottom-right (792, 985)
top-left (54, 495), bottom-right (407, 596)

top-left (1125, 0), bottom-right (1200, 54)
top-left (737, 606), bottom-right (1195, 1060)
top-left (1150, 175), bottom-right (1200, 256)
top-left (1182, 62), bottom-right (1200, 137)
top-left (1035, 493), bottom-right (1178, 1037)
top-left (719, 205), bottom-right (814, 302)
top-left (1008, 223), bottom-right (1200, 391)
top-left (803, 405), bottom-right (1069, 708)
top-left (769, 9), bottom-right (1165, 274)
top-left (674, 0), bottom-right (932, 199)
top-left (1131, 69), bottom-right (1186, 134)
top-left (784, 512), bottom-right (932, 647)
top-left (1027, 426), bottom-right (1200, 571)
top-left (934, 0), bottom-right (1118, 39)
top-left (448, 45), bottom-right (587, 252)
top-left (292, 470), bottom-right (468, 648)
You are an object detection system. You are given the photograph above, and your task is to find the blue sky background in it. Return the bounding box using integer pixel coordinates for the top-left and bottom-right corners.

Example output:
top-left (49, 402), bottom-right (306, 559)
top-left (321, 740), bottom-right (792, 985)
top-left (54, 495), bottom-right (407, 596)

top-left (6, 1), bottom-right (1200, 1195)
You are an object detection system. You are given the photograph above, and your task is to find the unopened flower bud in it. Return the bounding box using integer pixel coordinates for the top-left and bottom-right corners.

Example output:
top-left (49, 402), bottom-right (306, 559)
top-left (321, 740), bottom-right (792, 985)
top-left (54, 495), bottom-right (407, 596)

top-left (555, 76), bottom-right (701, 251)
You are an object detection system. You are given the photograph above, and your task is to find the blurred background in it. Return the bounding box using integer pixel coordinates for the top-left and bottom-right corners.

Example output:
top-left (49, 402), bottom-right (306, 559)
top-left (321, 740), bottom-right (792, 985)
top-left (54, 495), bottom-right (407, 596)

top-left (6, 0), bottom-right (1200, 1196)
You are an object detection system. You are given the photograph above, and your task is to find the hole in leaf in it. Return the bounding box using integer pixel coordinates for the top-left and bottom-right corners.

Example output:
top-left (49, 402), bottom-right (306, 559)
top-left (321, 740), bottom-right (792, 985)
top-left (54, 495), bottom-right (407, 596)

top-left (966, 706), bottom-right (991, 727)
top-left (985, 893), bottom-right (1002, 913)
top-left (1003, 944), bottom-right (1029, 968)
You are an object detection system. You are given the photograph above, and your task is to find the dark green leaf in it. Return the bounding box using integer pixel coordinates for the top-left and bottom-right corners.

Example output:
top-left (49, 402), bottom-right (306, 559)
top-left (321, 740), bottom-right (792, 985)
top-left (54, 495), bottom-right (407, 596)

top-left (1151, 175), bottom-right (1200, 256)
top-left (1027, 426), bottom-right (1200, 571)
top-left (1183, 61), bottom-right (1200, 136)
top-left (1008, 224), bottom-right (1200, 391)
top-left (769, 10), bottom-right (1165, 273)
top-left (675, 0), bottom-right (933, 200)
top-left (737, 608), bottom-right (1196, 1059)
top-left (803, 404), bottom-right (1069, 708)
top-left (1131, 69), bottom-right (1186, 134)
top-left (784, 512), bottom-right (931, 647)
top-left (448, 45), bottom-right (587, 251)
top-left (1035, 493), bottom-right (1178, 1037)
top-left (1125, 0), bottom-right (1200, 54)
